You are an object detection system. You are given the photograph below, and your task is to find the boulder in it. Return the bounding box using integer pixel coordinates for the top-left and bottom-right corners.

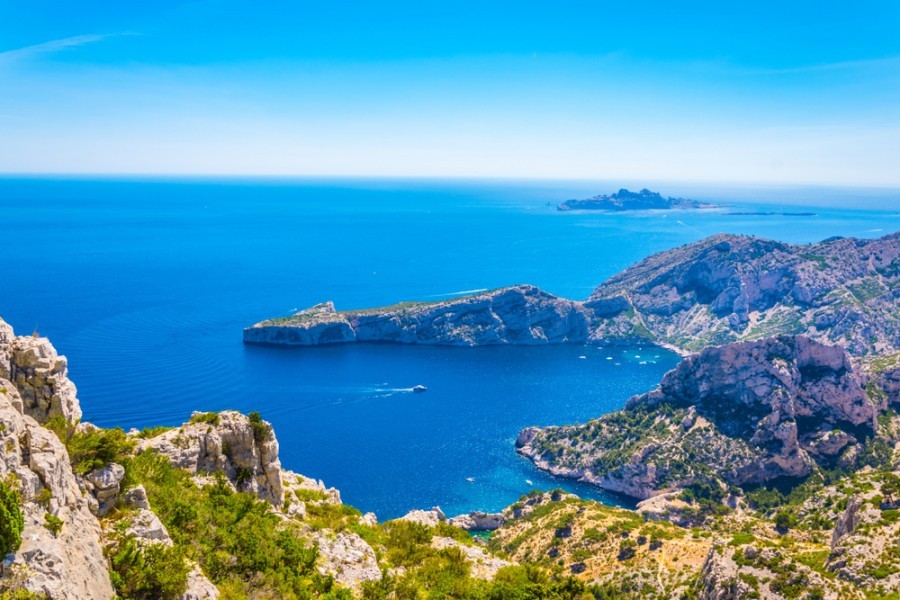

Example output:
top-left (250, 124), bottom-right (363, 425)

top-left (84, 463), bottom-right (125, 516)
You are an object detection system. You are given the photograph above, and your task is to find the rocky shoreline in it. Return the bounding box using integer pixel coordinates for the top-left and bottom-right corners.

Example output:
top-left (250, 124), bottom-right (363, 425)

top-left (516, 335), bottom-right (894, 500)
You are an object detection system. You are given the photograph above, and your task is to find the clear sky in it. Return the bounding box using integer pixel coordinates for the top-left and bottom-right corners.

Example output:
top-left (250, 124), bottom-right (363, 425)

top-left (1, 1), bottom-right (899, 185)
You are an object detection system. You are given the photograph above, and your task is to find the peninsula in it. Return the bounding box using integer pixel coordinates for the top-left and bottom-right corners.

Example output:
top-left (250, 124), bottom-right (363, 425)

top-left (245, 231), bottom-right (900, 358)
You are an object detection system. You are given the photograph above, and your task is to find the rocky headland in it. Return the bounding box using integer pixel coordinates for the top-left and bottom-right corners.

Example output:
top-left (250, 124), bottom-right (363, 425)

top-left (556, 188), bottom-right (720, 211)
top-left (516, 335), bottom-right (889, 500)
top-left (245, 231), bottom-right (900, 358)
top-left (243, 284), bottom-right (591, 347)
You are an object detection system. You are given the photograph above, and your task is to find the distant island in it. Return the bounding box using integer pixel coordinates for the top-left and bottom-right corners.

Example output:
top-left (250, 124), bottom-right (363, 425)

top-left (557, 187), bottom-right (722, 211)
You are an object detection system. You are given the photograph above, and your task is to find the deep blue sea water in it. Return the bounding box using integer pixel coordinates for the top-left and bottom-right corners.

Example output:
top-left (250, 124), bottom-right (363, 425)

top-left (1, 176), bottom-right (898, 518)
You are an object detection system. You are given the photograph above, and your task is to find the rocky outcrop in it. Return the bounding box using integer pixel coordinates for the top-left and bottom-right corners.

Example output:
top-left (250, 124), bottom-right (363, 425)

top-left (589, 232), bottom-right (900, 356)
top-left (825, 479), bottom-right (900, 589)
top-left (138, 411), bottom-right (284, 506)
top-left (696, 548), bottom-right (751, 600)
top-left (448, 511), bottom-right (506, 531)
top-left (0, 379), bottom-right (114, 599)
top-left (244, 285), bottom-right (591, 347)
top-left (400, 506), bottom-right (446, 527)
top-left (314, 531), bottom-right (381, 590)
top-left (430, 537), bottom-right (512, 579)
top-left (518, 336), bottom-right (878, 499)
top-left (6, 332), bottom-right (82, 424)
top-left (83, 463), bottom-right (125, 517)
top-left (0, 318), bottom-right (13, 380)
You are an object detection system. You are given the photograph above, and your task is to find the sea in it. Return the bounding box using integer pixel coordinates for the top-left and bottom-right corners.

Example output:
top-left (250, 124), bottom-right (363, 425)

top-left (1, 176), bottom-right (898, 519)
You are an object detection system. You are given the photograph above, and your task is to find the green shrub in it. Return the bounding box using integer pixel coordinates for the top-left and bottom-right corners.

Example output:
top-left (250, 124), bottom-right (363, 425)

top-left (128, 451), bottom-right (344, 599)
top-left (247, 411), bottom-right (267, 445)
top-left (188, 412), bottom-right (219, 426)
top-left (0, 476), bottom-right (24, 555)
top-left (107, 535), bottom-right (190, 600)
top-left (43, 514), bottom-right (63, 537)
top-left (66, 428), bottom-right (135, 475)
top-left (136, 426), bottom-right (173, 439)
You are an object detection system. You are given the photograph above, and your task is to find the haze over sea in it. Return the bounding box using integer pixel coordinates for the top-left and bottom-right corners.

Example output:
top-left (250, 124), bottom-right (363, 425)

top-left (2, 176), bottom-right (898, 518)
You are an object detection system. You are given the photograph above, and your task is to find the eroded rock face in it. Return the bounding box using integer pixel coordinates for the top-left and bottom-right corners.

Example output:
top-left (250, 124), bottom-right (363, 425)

top-left (138, 411), bottom-right (284, 506)
top-left (0, 383), bottom-right (115, 600)
top-left (0, 318), bottom-right (14, 379)
top-left (696, 548), bottom-right (751, 600)
top-left (519, 336), bottom-right (878, 499)
top-left (314, 531), bottom-right (381, 589)
top-left (589, 232), bottom-right (900, 356)
top-left (244, 285), bottom-right (591, 347)
top-left (7, 334), bottom-right (82, 424)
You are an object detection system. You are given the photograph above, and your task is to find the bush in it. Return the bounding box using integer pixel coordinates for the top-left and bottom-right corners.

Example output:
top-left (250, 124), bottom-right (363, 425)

top-left (248, 411), bottom-right (267, 445)
top-left (774, 511), bottom-right (795, 532)
top-left (188, 412), bottom-right (220, 426)
top-left (44, 514), bottom-right (64, 537)
top-left (107, 536), bottom-right (190, 600)
top-left (136, 426), bottom-right (173, 439)
top-left (65, 428), bottom-right (135, 475)
top-left (0, 476), bottom-right (24, 555)
top-left (128, 451), bottom-right (343, 599)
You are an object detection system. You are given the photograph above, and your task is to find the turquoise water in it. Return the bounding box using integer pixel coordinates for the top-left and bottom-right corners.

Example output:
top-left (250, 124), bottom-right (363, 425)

top-left (1, 177), bottom-right (897, 518)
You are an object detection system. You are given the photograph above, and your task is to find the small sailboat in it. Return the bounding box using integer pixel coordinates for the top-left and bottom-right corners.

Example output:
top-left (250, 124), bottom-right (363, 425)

top-left (412, 385), bottom-right (427, 393)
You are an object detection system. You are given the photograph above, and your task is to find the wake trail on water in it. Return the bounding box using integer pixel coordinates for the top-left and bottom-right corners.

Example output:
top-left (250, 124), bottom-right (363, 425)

top-left (425, 288), bottom-right (488, 298)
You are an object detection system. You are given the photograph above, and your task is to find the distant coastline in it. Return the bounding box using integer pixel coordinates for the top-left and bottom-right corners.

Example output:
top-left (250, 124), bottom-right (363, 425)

top-left (726, 210), bottom-right (817, 216)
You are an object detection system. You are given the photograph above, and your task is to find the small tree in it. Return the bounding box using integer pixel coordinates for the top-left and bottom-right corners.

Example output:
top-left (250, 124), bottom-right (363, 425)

top-left (774, 510), bottom-right (793, 532)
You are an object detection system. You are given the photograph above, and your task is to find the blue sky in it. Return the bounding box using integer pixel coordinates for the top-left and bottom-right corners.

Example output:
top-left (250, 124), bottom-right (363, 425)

top-left (1, 1), bottom-right (899, 184)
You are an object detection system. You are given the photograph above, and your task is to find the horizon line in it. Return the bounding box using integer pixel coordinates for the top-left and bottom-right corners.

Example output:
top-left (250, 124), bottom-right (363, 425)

top-left (2, 171), bottom-right (900, 191)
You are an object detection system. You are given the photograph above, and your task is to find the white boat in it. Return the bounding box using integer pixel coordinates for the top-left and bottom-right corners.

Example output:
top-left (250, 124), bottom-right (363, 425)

top-left (412, 385), bottom-right (427, 393)
top-left (525, 479), bottom-right (533, 486)
top-left (466, 477), bottom-right (475, 483)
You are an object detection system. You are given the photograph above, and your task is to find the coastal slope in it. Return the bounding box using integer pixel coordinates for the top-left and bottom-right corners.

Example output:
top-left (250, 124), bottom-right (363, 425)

top-left (589, 232), bottom-right (900, 356)
top-left (516, 335), bottom-right (886, 500)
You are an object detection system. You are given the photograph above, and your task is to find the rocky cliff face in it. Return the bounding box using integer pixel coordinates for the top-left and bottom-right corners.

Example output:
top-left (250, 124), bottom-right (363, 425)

top-left (518, 336), bottom-right (879, 499)
top-left (589, 232), bottom-right (900, 356)
top-left (0, 383), bottom-right (115, 599)
top-left (244, 285), bottom-right (591, 347)
top-left (2, 321), bottom-right (82, 423)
